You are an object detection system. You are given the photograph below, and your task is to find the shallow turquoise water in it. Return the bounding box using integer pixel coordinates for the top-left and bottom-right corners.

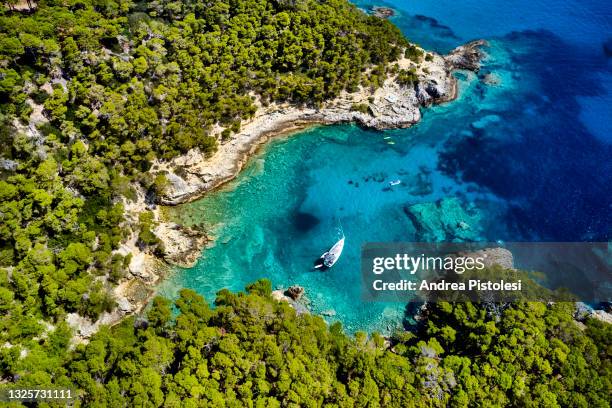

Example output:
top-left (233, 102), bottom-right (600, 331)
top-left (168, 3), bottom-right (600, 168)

top-left (159, 1), bottom-right (612, 333)
top-left (160, 75), bottom-right (500, 333)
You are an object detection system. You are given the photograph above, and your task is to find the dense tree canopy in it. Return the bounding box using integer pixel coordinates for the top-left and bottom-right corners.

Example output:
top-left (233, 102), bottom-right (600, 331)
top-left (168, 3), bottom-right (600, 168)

top-left (0, 0), bottom-right (407, 167)
top-left (0, 1), bottom-right (609, 407)
top-left (1, 280), bottom-right (609, 407)
top-left (0, 0), bottom-right (409, 358)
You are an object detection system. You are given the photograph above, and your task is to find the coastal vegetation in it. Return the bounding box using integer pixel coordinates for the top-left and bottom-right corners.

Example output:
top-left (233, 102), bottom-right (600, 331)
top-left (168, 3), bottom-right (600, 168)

top-left (1, 279), bottom-right (610, 406)
top-left (0, 0), bottom-right (410, 360)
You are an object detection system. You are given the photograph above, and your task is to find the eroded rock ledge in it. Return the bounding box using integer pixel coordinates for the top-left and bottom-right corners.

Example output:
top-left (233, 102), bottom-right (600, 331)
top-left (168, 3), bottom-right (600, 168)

top-left (154, 222), bottom-right (208, 268)
top-left (154, 40), bottom-right (487, 206)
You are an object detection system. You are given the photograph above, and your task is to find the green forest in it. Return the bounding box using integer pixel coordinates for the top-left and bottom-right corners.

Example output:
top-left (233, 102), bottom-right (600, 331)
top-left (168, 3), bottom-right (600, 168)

top-left (0, 0), bottom-right (407, 369)
top-left (0, 0), bottom-right (610, 406)
top-left (1, 280), bottom-right (610, 407)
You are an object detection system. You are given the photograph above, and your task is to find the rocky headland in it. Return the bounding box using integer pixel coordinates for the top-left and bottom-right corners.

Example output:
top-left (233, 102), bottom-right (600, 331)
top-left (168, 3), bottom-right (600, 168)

top-left (154, 40), bottom-right (487, 205)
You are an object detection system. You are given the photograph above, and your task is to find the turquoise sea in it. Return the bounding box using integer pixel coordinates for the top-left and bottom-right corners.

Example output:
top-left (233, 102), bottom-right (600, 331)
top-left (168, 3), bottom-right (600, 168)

top-left (159, 0), bottom-right (612, 333)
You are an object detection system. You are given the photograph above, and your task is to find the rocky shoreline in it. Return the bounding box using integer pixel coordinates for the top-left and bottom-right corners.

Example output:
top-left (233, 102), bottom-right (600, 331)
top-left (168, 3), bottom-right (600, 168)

top-left (154, 40), bottom-right (487, 205)
top-left (68, 40), bottom-right (487, 341)
top-left (67, 192), bottom-right (208, 341)
top-left (14, 4), bottom-right (607, 347)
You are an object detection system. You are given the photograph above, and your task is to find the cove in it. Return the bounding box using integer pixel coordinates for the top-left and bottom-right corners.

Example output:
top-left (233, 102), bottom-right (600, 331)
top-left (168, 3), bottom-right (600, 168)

top-left (159, 0), bottom-right (612, 334)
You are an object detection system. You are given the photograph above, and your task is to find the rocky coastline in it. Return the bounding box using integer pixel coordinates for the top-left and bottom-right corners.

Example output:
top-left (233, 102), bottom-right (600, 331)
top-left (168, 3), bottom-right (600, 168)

top-left (68, 40), bottom-right (487, 341)
top-left (154, 40), bottom-right (487, 206)
top-left (66, 36), bottom-right (611, 343)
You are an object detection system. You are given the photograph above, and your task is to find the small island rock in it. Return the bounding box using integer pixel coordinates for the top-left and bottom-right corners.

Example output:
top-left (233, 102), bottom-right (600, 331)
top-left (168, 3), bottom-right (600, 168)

top-left (371, 6), bottom-right (395, 19)
top-left (285, 285), bottom-right (305, 301)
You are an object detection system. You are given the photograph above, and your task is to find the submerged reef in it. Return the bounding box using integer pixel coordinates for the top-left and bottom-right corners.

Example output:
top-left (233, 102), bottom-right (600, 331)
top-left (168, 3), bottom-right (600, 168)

top-left (404, 197), bottom-right (482, 241)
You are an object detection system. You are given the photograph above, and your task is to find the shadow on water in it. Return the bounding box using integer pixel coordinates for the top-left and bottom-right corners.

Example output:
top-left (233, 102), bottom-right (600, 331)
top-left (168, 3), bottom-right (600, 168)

top-left (292, 211), bottom-right (321, 233)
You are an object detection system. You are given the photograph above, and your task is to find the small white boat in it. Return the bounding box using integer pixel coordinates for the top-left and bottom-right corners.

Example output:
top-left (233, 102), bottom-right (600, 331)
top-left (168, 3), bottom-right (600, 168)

top-left (314, 236), bottom-right (345, 269)
top-left (389, 179), bottom-right (401, 186)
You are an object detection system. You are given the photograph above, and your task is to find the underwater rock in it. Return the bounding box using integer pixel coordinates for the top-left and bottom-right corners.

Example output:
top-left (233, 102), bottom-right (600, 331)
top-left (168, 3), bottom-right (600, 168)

top-left (363, 172), bottom-right (387, 183)
top-left (471, 114), bottom-right (501, 130)
top-left (482, 73), bottom-right (501, 85)
top-left (408, 171), bottom-right (433, 196)
top-left (293, 212), bottom-right (320, 233)
top-left (604, 39), bottom-right (612, 57)
top-left (403, 197), bottom-right (482, 241)
top-left (413, 14), bottom-right (458, 39)
top-left (286, 285), bottom-right (305, 301)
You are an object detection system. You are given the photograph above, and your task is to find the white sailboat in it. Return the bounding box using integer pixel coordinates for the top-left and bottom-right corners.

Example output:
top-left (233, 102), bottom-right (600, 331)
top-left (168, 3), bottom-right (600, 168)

top-left (314, 236), bottom-right (345, 269)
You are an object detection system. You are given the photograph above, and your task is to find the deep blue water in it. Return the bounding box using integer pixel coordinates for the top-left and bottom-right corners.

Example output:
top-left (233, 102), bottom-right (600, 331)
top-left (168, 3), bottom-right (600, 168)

top-left (160, 0), bottom-right (612, 333)
top-left (358, 0), bottom-right (612, 240)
